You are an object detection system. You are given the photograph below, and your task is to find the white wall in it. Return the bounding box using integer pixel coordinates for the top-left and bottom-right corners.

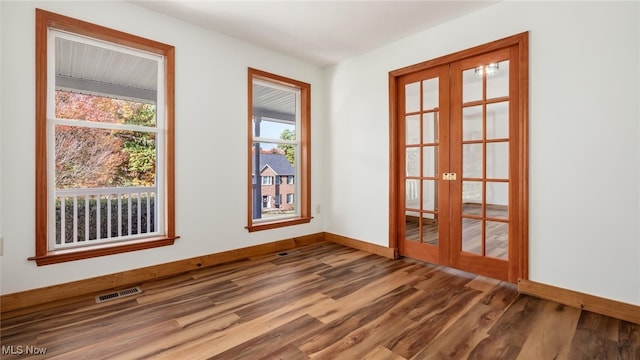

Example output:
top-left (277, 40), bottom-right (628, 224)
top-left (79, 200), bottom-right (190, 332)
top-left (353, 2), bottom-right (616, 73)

top-left (324, 1), bottom-right (640, 305)
top-left (0, 1), bottom-right (324, 295)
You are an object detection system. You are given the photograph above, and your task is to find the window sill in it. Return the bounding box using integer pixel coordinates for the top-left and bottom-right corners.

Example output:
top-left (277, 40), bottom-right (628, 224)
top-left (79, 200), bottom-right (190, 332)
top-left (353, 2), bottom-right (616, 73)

top-left (28, 236), bottom-right (179, 266)
top-left (246, 217), bottom-right (312, 232)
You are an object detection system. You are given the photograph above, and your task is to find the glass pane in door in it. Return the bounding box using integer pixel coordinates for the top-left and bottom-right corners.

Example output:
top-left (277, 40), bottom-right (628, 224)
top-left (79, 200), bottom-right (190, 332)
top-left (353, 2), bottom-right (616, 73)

top-left (486, 221), bottom-right (508, 259)
top-left (463, 106), bottom-right (483, 141)
top-left (422, 180), bottom-right (437, 211)
top-left (462, 181), bottom-right (482, 216)
top-left (406, 115), bottom-right (420, 145)
top-left (486, 142), bottom-right (509, 179)
top-left (422, 147), bottom-right (437, 177)
top-left (422, 213), bottom-right (438, 245)
top-left (487, 60), bottom-right (509, 99)
top-left (462, 218), bottom-right (482, 255)
top-left (405, 148), bottom-right (419, 177)
top-left (405, 210), bottom-right (419, 241)
top-left (462, 68), bottom-right (482, 103)
top-left (405, 179), bottom-right (419, 210)
top-left (463, 143), bottom-right (483, 178)
top-left (422, 78), bottom-right (439, 110)
top-left (405, 82), bottom-right (420, 113)
top-left (423, 112), bottom-right (438, 143)
top-left (486, 102), bottom-right (509, 139)
top-left (486, 182), bottom-right (508, 219)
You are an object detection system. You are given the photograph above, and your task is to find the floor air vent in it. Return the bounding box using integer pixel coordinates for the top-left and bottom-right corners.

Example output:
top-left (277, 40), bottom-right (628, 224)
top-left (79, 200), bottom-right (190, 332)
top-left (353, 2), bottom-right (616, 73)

top-left (96, 286), bottom-right (142, 303)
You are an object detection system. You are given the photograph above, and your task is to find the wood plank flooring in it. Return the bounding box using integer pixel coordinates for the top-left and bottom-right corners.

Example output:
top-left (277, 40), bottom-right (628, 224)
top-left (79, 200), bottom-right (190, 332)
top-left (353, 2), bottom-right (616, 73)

top-left (1, 241), bottom-right (638, 359)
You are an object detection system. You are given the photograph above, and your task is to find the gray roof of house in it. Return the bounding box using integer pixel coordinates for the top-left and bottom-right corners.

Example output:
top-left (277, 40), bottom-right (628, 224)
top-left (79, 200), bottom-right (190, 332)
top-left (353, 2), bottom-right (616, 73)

top-left (259, 153), bottom-right (294, 176)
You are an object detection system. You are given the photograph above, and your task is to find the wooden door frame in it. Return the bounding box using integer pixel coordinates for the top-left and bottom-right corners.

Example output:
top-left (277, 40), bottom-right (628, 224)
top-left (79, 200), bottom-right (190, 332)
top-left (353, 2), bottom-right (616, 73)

top-left (388, 32), bottom-right (529, 282)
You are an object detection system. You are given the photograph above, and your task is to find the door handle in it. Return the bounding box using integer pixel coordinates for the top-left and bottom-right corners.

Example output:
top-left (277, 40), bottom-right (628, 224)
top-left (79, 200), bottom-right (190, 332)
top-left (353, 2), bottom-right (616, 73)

top-left (442, 173), bottom-right (457, 181)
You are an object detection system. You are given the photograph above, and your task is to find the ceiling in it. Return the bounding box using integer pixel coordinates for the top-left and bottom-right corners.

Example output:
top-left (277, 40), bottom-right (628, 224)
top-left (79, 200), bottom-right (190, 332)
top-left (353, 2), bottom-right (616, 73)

top-left (253, 81), bottom-right (297, 122)
top-left (132, 1), bottom-right (499, 68)
top-left (55, 36), bottom-right (159, 103)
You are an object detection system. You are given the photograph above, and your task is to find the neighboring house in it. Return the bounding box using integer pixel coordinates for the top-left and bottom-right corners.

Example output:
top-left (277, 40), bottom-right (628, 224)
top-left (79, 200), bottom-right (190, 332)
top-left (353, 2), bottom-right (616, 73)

top-left (255, 153), bottom-right (295, 212)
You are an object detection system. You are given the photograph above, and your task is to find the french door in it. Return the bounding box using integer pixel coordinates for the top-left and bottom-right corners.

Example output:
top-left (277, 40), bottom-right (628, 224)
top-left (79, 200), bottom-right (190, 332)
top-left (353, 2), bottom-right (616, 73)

top-left (390, 33), bottom-right (528, 283)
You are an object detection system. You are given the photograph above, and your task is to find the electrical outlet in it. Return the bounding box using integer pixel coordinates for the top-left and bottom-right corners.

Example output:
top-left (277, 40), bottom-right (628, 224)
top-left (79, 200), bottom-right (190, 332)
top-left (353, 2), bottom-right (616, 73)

top-left (0, 237), bottom-right (3, 256)
top-left (316, 205), bottom-right (321, 214)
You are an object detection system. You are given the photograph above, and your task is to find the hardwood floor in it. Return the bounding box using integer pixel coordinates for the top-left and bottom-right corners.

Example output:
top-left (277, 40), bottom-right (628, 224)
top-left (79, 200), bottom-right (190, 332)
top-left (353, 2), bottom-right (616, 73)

top-left (1, 241), bottom-right (638, 359)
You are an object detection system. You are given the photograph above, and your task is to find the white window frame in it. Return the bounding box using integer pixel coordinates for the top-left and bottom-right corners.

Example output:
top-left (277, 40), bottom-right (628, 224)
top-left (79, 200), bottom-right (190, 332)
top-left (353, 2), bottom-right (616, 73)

top-left (46, 30), bottom-right (166, 251)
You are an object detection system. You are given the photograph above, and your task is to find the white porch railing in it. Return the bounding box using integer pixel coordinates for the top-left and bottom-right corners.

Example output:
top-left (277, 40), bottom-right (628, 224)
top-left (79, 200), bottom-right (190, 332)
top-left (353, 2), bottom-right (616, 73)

top-left (54, 186), bottom-right (157, 249)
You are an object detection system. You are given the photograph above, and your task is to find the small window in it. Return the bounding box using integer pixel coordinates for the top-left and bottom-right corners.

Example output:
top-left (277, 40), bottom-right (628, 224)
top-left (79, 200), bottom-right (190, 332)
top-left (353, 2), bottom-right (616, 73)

top-left (286, 193), bottom-right (294, 204)
top-left (261, 176), bottom-right (274, 185)
top-left (32, 9), bottom-right (177, 265)
top-left (247, 69), bottom-right (311, 231)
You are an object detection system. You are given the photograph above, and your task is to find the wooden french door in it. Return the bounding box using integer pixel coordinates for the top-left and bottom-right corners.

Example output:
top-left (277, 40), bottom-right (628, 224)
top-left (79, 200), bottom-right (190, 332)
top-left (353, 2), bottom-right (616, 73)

top-left (397, 64), bottom-right (451, 266)
top-left (391, 33), bottom-right (528, 283)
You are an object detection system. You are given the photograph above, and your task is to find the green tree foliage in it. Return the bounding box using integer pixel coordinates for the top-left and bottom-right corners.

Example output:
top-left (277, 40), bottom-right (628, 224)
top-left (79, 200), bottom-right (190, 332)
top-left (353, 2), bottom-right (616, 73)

top-left (118, 104), bottom-right (156, 186)
top-left (277, 128), bottom-right (295, 166)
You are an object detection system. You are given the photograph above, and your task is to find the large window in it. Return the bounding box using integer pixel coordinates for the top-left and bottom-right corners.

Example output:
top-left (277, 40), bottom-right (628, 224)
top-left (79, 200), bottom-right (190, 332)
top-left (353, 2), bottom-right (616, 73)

top-left (32, 9), bottom-right (177, 265)
top-left (247, 68), bottom-right (311, 231)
